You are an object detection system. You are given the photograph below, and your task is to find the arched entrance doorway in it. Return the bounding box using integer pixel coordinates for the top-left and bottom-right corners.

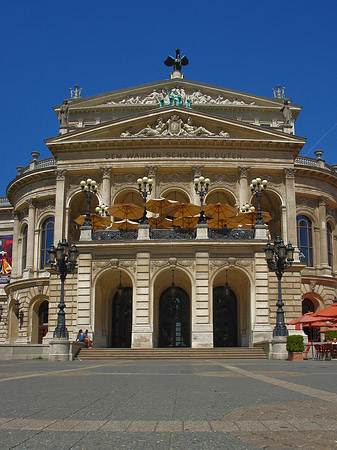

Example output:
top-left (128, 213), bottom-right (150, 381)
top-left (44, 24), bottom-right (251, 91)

top-left (38, 301), bottom-right (49, 344)
top-left (159, 286), bottom-right (190, 347)
top-left (213, 286), bottom-right (238, 347)
top-left (111, 286), bottom-right (132, 348)
top-left (95, 269), bottom-right (133, 348)
top-left (302, 297), bottom-right (319, 342)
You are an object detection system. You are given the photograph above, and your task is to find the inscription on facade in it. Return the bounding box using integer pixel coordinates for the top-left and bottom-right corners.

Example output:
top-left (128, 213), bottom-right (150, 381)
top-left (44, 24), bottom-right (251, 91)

top-left (105, 151), bottom-right (242, 160)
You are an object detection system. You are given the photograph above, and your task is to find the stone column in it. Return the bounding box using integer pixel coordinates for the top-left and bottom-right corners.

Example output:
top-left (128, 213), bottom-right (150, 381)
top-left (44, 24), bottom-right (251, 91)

top-left (238, 167), bottom-right (250, 207)
top-left (132, 252), bottom-right (153, 347)
top-left (25, 198), bottom-right (36, 277)
top-left (101, 168), bottom-right (111, 206)
top-left (192, 250), bottom-right (213, 347)
top-left (318, 197), bottom-right (329, 272)
top-left (10, 213), bottom-right (20, 280)
top-left (54, 169), bottom-right (67, 244)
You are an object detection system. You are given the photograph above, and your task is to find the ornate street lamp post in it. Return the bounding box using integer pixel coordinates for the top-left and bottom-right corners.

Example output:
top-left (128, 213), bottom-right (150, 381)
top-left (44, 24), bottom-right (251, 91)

top-left (137, 176), bottom-right (153, 224)
top-left (194, 176), bottom-right (210, 223)
top-left (48, 239), bottom-right (78, 339)
top-left (80, 178), bottom-right (98, 227)
top-left (250, 178), bottom-right (268, 225)
top-left (264, 236), bottom-right (295, 337)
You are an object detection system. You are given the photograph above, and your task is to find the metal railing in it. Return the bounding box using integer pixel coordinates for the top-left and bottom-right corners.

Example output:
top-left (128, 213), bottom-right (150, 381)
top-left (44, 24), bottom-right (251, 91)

top-left (93, 227), bottom-right (255, 241)
top-left (0, 196), bottom-right (11, 206)
top-left (208, 228), bottom-right (254, 240)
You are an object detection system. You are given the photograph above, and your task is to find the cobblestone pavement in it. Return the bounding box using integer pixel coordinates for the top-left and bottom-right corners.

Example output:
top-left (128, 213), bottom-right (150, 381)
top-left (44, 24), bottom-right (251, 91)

top-left (0, 359), bottom-right (337, 449)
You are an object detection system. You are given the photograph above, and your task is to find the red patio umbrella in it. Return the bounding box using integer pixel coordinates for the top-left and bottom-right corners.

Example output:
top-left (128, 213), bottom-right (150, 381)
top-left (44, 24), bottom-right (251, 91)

top-left (312, 302), bottom-right (337, 318)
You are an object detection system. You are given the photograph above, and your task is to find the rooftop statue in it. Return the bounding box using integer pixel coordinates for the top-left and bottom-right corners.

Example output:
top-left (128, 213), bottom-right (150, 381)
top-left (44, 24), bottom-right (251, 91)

top-left (281, 99), bottom-right (293, 124)
top-left (58, 100), bottom-right (69, 127)
top-left (164, 49), bottom-right (189, 71)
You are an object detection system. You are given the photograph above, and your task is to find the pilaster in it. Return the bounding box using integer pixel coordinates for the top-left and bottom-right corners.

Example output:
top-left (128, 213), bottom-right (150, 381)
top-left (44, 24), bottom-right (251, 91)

top-left (318, 197), bottom-right (330, 273)
top-left (76, 252), bottom-right (92, 331)
top-left (24, 198), bottom-right (36, 277)
top-left (192, 250), bottom-right (213, 348)
top-left (284, 168), bottom-right (297, 245)
top-left (10, 213), bottom-right (20, 280)
top-left (132, 252), bottom-right (152, 348)
top-left (238, 167), bottom-right (249, 207)
top-left (101, 168), bottom-right (111, 206)
top-left (252, 252), bottom-right (272, 343)
top-left (54, 169), bottom-right (67, 244)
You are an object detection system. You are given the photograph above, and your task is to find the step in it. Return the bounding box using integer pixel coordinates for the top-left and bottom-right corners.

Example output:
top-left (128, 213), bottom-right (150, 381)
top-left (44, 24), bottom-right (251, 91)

top-left (77, 347), bottom-right (267, 360)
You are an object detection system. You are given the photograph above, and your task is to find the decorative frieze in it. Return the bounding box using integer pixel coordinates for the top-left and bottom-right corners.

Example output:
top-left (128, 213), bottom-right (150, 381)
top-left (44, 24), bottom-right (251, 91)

top-left (210, 257), bottom-right (253, 274)
top-left (98, 87), bottom-right (255, 107)
top-left (150, 258), bottom-right (195, 275)
top-left (120, 115), bottom-right (230, 138)
top-left (296, 197), bottom-right (317, 211)
top-left (93, 258), bottom-right (136, 277)
top-left (37, 199), bottom-right (55, 216)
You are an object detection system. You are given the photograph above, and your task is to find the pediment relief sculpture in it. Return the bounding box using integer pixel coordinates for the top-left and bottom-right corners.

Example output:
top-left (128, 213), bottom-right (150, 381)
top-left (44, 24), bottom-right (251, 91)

top-left (99, 87), bottom-right (255, 107)
top-left (120, 115), bottom-right (230, 138)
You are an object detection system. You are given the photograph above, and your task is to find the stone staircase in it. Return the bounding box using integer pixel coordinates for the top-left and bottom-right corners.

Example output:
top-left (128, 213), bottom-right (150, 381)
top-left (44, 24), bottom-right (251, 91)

top-left (77, 347), bottom-right (267, 360)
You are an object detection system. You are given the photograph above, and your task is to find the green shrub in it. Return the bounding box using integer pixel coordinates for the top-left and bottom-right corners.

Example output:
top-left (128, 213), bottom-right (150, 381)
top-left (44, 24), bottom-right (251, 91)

top-left (286, 335), bottom-right (304, 352)
top-left (324, 330), bottom-right (337, 341)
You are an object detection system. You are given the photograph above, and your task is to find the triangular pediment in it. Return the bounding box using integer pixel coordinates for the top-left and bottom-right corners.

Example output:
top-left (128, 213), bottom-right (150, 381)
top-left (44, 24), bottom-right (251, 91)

top-left (46, 107), bottom-right (305, 148)
top-left (56, 79), bottom-right (301, 115)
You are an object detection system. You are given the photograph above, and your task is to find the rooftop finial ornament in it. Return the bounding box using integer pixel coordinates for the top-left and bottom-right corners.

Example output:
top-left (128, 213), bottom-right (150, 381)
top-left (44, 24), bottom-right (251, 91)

top-left (164, 49), bottom-right (188, 79)
top-left (272, 84), bottom-right (285, 99)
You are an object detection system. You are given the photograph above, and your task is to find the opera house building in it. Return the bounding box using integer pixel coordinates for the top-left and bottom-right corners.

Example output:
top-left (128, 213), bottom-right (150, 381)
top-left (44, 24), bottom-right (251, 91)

top-left (0, 58), bottom-right (336, 360)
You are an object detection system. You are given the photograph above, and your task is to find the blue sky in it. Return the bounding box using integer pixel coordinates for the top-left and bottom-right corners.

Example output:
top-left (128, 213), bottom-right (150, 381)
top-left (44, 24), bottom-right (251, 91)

top-left (1, 1), bottom-right (337, 196)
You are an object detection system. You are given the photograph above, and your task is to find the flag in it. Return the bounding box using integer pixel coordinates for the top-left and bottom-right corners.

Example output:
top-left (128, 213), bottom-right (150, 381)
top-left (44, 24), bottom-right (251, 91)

top-left (2, 258), bottom-right (11, 275)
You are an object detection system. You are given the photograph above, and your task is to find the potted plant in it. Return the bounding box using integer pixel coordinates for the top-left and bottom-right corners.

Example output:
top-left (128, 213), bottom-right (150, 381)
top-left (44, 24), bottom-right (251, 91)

top-left (286, 335), bottom-right (304, 361)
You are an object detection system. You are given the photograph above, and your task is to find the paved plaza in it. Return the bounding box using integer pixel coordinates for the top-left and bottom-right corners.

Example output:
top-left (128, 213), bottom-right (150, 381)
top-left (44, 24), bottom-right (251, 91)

top-left (0, 358), bottom-right (337, 449)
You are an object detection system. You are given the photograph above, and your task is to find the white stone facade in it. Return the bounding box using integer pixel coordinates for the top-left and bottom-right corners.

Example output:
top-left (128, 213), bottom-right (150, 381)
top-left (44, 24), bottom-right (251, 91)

top-left (0, 77), bottom-right (336, 354)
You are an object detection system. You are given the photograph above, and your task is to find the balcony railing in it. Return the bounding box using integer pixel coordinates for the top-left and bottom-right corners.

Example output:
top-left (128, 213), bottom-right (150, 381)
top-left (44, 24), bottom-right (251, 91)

top-left (295, 156), bottom-right (337, 173)
top-left (0, 196), bottom-right (11, 206)
top-left (93, 227), bottom-right (254, 241)
top-left (20, 158), bottom-right (56, 175)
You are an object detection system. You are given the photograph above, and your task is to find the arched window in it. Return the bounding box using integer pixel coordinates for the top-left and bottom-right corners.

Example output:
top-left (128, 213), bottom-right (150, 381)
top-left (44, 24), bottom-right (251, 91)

top-left (327, 222), bottom-right (333, 268)
top-left (40, 217), bottom-right (54, 269)
top-left (22, 225), bottom-right (28, 270)
top-left (297, 215), bottom-right (313, 267)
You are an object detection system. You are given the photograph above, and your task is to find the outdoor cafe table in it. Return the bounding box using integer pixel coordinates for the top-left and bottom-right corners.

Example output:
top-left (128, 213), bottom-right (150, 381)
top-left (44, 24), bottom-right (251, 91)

top-left (314, 342), bottom-right (337, 360)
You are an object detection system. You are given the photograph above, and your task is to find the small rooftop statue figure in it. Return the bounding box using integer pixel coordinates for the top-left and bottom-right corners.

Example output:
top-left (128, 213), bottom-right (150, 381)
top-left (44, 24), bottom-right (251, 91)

top-left (164, 49), bottom-right (189, 71)
top-left (58, 100), bottom-right (69, 126)
top-left (281, 99), bottom-right (293, 124)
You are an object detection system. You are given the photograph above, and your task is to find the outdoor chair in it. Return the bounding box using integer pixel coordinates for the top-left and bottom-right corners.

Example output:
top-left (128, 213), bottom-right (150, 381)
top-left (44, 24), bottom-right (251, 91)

top-left (314, 344), bottom-right (324, 360)
top-left (303, 344), bottom-right (311, 360)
